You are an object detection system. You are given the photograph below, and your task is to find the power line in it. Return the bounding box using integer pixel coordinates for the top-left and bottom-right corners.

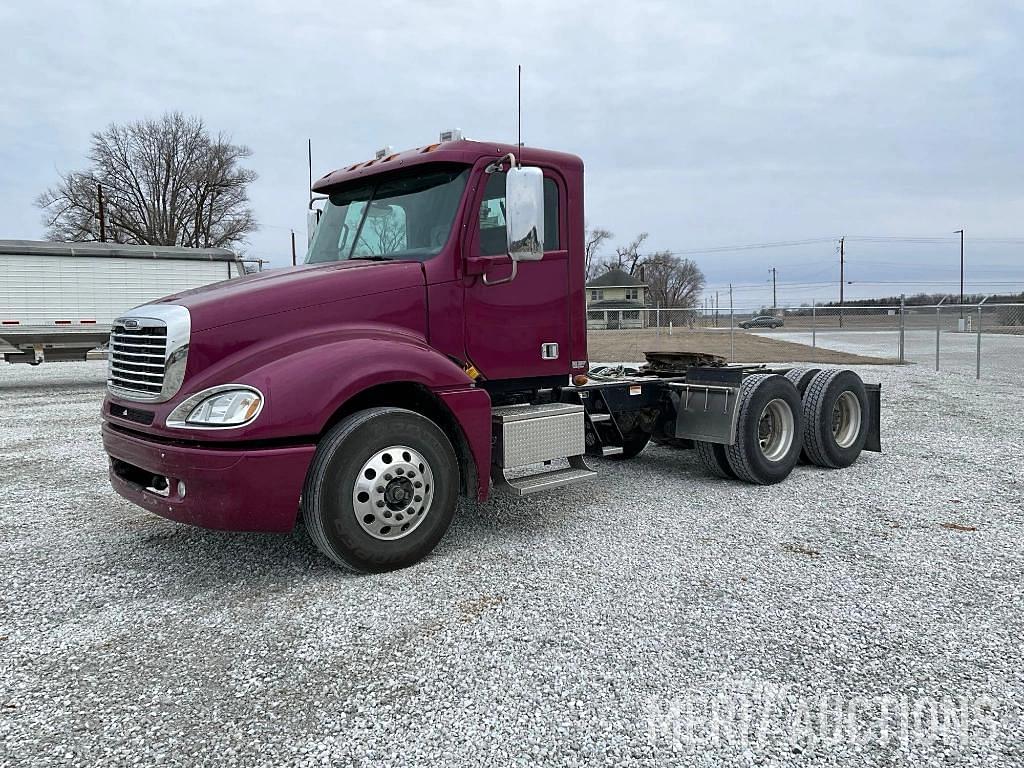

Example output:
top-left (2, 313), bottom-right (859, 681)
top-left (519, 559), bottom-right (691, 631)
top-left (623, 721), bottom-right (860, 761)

top-left (657, 233), bottom-right (1024, 259)
top-left (845, 235), bottom-right (957, 243)
top-left (662, 237), bottom-right (837, 257)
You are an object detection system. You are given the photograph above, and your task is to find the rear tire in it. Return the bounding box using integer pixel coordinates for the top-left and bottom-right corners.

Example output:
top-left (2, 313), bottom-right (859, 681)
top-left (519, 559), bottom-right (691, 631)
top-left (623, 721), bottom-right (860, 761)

top-left (695, 440), bottom-right (737, 479)
top-left (301, 407), bottom-right (459, 572)
top-left (784, 366), bottom-right (822, 396)
top-left (725, 374), bottom-right (803, 485)
top-left (801, 369), bottom-right (868, 469)
top-left (784, 367), bottom-right (822, 465)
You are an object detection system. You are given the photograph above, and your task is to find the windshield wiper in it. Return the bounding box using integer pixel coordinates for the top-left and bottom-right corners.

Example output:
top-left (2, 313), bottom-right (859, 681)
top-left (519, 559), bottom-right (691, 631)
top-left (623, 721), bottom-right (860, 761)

top-left (347, 255), bottom-right (392, 262)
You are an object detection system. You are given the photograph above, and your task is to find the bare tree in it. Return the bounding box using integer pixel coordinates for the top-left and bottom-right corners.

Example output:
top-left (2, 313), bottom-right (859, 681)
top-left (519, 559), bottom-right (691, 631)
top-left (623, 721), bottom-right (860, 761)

top-left (584, 225), bottom-right (613, 279)
top-left (612, 232), bottom-right (648, 276)
top-left (366, 206), bottom-right (406, 255)
top-left (36, 112), bottom-right (257, 249)
top-left (643, 251), bottom-right (705, 309)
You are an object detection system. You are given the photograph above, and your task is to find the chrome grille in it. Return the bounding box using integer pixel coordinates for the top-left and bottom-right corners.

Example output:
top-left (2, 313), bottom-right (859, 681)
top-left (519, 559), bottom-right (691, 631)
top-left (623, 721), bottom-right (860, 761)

top-left (107, 305), bottom-right (190, 403)
top-left (109, 324), bottom-right (167, 397)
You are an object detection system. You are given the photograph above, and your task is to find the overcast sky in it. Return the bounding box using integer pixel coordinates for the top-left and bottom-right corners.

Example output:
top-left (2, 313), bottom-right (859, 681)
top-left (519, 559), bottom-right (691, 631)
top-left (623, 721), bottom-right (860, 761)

top-left (2, 0), bottom-right (1022, 307)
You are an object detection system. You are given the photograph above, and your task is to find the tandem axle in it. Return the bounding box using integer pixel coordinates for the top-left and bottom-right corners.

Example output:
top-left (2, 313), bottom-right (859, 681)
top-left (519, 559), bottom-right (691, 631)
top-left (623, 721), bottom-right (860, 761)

top-left (487, 358), bottom-right (880, 496)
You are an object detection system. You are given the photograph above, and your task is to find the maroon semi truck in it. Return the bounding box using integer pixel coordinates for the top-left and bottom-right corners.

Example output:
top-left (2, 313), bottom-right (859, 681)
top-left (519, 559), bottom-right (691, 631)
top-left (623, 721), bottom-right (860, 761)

top-left (101, 135), bottom-right (880, 572)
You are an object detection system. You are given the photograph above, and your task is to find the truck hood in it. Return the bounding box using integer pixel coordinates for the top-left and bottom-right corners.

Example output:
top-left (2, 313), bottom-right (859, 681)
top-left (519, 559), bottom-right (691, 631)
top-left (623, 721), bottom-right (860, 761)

top-left (152, 261), bottom-right (426, 332)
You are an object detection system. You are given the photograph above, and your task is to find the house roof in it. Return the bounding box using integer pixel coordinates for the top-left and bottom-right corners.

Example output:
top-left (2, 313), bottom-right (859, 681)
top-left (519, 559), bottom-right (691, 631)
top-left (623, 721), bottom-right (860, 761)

top-left (586, 268), bottom-right (646, 288)
top-left (588, 299), bottom-right (648, 309)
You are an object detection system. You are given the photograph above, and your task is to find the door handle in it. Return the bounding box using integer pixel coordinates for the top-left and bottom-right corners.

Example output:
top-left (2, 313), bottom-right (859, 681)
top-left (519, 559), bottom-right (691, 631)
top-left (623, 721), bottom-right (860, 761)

top-left (467, 256), bottom-right (518, 286)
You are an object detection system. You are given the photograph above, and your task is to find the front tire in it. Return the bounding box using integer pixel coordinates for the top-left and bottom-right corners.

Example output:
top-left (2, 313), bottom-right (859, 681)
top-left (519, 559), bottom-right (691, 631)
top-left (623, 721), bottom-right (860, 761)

top-left (302, 407), bottom-right (460, 572)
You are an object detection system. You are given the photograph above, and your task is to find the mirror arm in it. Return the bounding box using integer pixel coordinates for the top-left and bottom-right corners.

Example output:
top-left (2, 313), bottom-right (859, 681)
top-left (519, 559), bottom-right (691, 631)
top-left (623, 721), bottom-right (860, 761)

top-left (481, 259), bottom-right (518, 286)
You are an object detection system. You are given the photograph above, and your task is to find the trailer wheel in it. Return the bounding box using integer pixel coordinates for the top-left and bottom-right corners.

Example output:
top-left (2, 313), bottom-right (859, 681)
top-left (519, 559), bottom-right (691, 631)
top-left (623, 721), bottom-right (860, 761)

top-left (783, 366), bottom-right (821, 396)
top-left (301, 407), bottom-right (459, 573)
top-left (695, 440), bottom-right (737, 479)
top-left (801, 369), bottom-right (868, 469)
top-left (724, 374), bottom-right (803, 485)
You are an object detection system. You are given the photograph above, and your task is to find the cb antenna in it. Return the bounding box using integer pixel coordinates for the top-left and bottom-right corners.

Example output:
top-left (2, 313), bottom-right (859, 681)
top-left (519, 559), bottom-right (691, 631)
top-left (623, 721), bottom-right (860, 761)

top-left (517, 64), bottom-right (522, 152)
top-left (307, 138), bottom-right (313, 208)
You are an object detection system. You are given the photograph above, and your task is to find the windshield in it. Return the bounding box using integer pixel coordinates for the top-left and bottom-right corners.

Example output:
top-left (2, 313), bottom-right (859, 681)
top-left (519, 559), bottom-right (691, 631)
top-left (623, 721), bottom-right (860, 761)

top-left (306, 164), bottom-right (470, 264)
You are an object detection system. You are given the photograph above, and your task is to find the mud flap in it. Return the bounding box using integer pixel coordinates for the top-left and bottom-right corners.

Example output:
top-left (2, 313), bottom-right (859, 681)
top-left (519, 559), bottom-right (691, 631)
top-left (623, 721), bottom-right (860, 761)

top-left (670, 383), bottom-right (741, 445)
top-left (864, 382), bottom-right (882, 453)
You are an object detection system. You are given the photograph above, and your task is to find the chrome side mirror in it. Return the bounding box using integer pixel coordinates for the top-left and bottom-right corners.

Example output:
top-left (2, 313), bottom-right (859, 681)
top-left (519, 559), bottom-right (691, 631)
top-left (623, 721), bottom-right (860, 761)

top-left (505, 165), bottom-right (544, 261)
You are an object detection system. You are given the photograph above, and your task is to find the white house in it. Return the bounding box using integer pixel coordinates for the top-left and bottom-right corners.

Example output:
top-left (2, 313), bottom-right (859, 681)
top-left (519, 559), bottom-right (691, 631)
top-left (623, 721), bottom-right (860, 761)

top-left (585, 268), bottom-right (649, 329)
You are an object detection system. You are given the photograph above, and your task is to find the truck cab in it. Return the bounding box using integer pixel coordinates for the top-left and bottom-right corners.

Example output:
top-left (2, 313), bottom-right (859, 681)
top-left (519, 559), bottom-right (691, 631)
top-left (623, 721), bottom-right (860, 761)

top-left (103, 138), bottom-right (591, 569)
top-left (102, 135), bottom-right (880, 572)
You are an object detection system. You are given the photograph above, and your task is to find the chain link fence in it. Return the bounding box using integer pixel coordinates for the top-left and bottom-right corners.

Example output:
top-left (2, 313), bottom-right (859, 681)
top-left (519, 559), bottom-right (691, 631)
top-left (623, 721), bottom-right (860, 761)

top-left (586, 301), bottom-right (1024, 381)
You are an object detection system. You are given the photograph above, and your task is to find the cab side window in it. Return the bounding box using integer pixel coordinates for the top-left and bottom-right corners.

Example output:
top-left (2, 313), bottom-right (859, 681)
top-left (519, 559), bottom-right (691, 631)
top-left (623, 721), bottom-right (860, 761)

top-left (478, 171), bottom-right (560, 256)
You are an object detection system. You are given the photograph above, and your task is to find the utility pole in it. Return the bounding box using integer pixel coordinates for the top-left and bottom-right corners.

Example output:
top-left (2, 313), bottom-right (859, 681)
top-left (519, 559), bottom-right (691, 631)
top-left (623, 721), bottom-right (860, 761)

top-left (97, 183), bottom-right (107, 242)
top-left (839, 236), bottom-right (845, 328)
top-left (769, 267), bottom-right (777, 310)
top-left (715, 291), bottom-right (719, 327)
top-left (955, 228), bottom-right (964, 313)
top-left (290, 230), bottom-right (297, 266)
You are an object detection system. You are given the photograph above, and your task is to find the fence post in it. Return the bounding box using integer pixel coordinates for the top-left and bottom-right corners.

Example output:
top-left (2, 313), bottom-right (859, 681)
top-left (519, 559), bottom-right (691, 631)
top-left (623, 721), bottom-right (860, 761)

top-left (935, 297), bottom-right (945, 371)
top-left (976, 296), bottom-right (990, 380)
top-left (656, 305), bottom-right (660, 337)
top-left (811, 300), bottom-right (817, 354)
top-left (729, 299), bottom-right (735, 361)
top-left (898, 294), bottom-right (906, 364)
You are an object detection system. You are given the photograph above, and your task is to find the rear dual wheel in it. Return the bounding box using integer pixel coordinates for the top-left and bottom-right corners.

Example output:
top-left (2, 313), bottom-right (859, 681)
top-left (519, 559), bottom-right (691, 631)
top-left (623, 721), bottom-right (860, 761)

top-left (784, 367), bottom-right (820, 463)
top-left (696, 374), bottom-right (803, 485)
top-left (800, 369), bottom-right (868, 468)
top-left (723, 374), bottom-right (804, 485)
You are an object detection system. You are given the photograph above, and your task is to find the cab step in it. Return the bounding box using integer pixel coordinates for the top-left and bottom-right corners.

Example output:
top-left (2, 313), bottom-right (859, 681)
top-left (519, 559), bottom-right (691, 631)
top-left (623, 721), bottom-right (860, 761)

top-left (490, 403), bottom-right (595, 496)
top-left (601, 445), bottom-right (624, 457)
top-left (494, 464), bottom-right (597, 497)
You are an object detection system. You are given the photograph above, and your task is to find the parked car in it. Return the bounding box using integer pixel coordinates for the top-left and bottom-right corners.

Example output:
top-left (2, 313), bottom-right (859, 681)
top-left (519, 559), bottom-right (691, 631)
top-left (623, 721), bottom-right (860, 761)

top-left (739, 315), bottom-right (784, 329)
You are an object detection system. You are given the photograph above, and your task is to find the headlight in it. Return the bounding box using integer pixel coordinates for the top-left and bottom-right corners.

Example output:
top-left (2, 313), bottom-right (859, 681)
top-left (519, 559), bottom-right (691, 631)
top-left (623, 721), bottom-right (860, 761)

top-left (166, 385), bottom-right (264, 428)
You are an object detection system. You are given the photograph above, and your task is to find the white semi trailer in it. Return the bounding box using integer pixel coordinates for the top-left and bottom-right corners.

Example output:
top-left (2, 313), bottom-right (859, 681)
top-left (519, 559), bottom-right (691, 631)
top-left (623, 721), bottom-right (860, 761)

top-left (0, 240), bottom-right (244, 364)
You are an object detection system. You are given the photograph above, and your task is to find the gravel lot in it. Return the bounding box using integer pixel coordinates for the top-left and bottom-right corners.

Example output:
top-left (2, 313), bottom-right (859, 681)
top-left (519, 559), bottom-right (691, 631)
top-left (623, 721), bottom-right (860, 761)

top-left (1, 361), bottom-right (1022, 767)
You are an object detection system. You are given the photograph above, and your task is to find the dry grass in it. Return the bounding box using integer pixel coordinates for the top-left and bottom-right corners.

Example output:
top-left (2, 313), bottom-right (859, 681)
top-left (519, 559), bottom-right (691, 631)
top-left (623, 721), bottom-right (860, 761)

top-left (588, 329), bottom-right (896, 365)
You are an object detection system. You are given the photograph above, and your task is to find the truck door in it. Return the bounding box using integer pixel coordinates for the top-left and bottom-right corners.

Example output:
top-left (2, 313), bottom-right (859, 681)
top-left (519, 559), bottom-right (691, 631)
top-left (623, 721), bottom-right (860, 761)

top-left (463, 167), bottom-right (569, 382)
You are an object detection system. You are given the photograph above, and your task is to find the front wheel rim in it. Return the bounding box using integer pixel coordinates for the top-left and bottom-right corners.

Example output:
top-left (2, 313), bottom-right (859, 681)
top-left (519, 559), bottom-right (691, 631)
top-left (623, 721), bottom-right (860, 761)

top-left (352, 445), bottom-right (434, 541)
top-left (757, 398), bottom-right (795, 462)
top-left (832, 391), bottom-right (862, 448)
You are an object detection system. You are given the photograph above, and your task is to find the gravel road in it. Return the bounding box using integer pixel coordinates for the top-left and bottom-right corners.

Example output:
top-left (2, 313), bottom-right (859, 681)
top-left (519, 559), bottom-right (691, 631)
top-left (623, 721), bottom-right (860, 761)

top-left (1, 361), bottom-right (1022, 766)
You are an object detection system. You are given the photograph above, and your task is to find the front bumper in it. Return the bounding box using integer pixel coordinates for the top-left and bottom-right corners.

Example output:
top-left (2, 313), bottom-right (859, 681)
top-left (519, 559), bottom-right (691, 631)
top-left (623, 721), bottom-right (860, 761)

top-left (102, 423), bottom-right (315, 532)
